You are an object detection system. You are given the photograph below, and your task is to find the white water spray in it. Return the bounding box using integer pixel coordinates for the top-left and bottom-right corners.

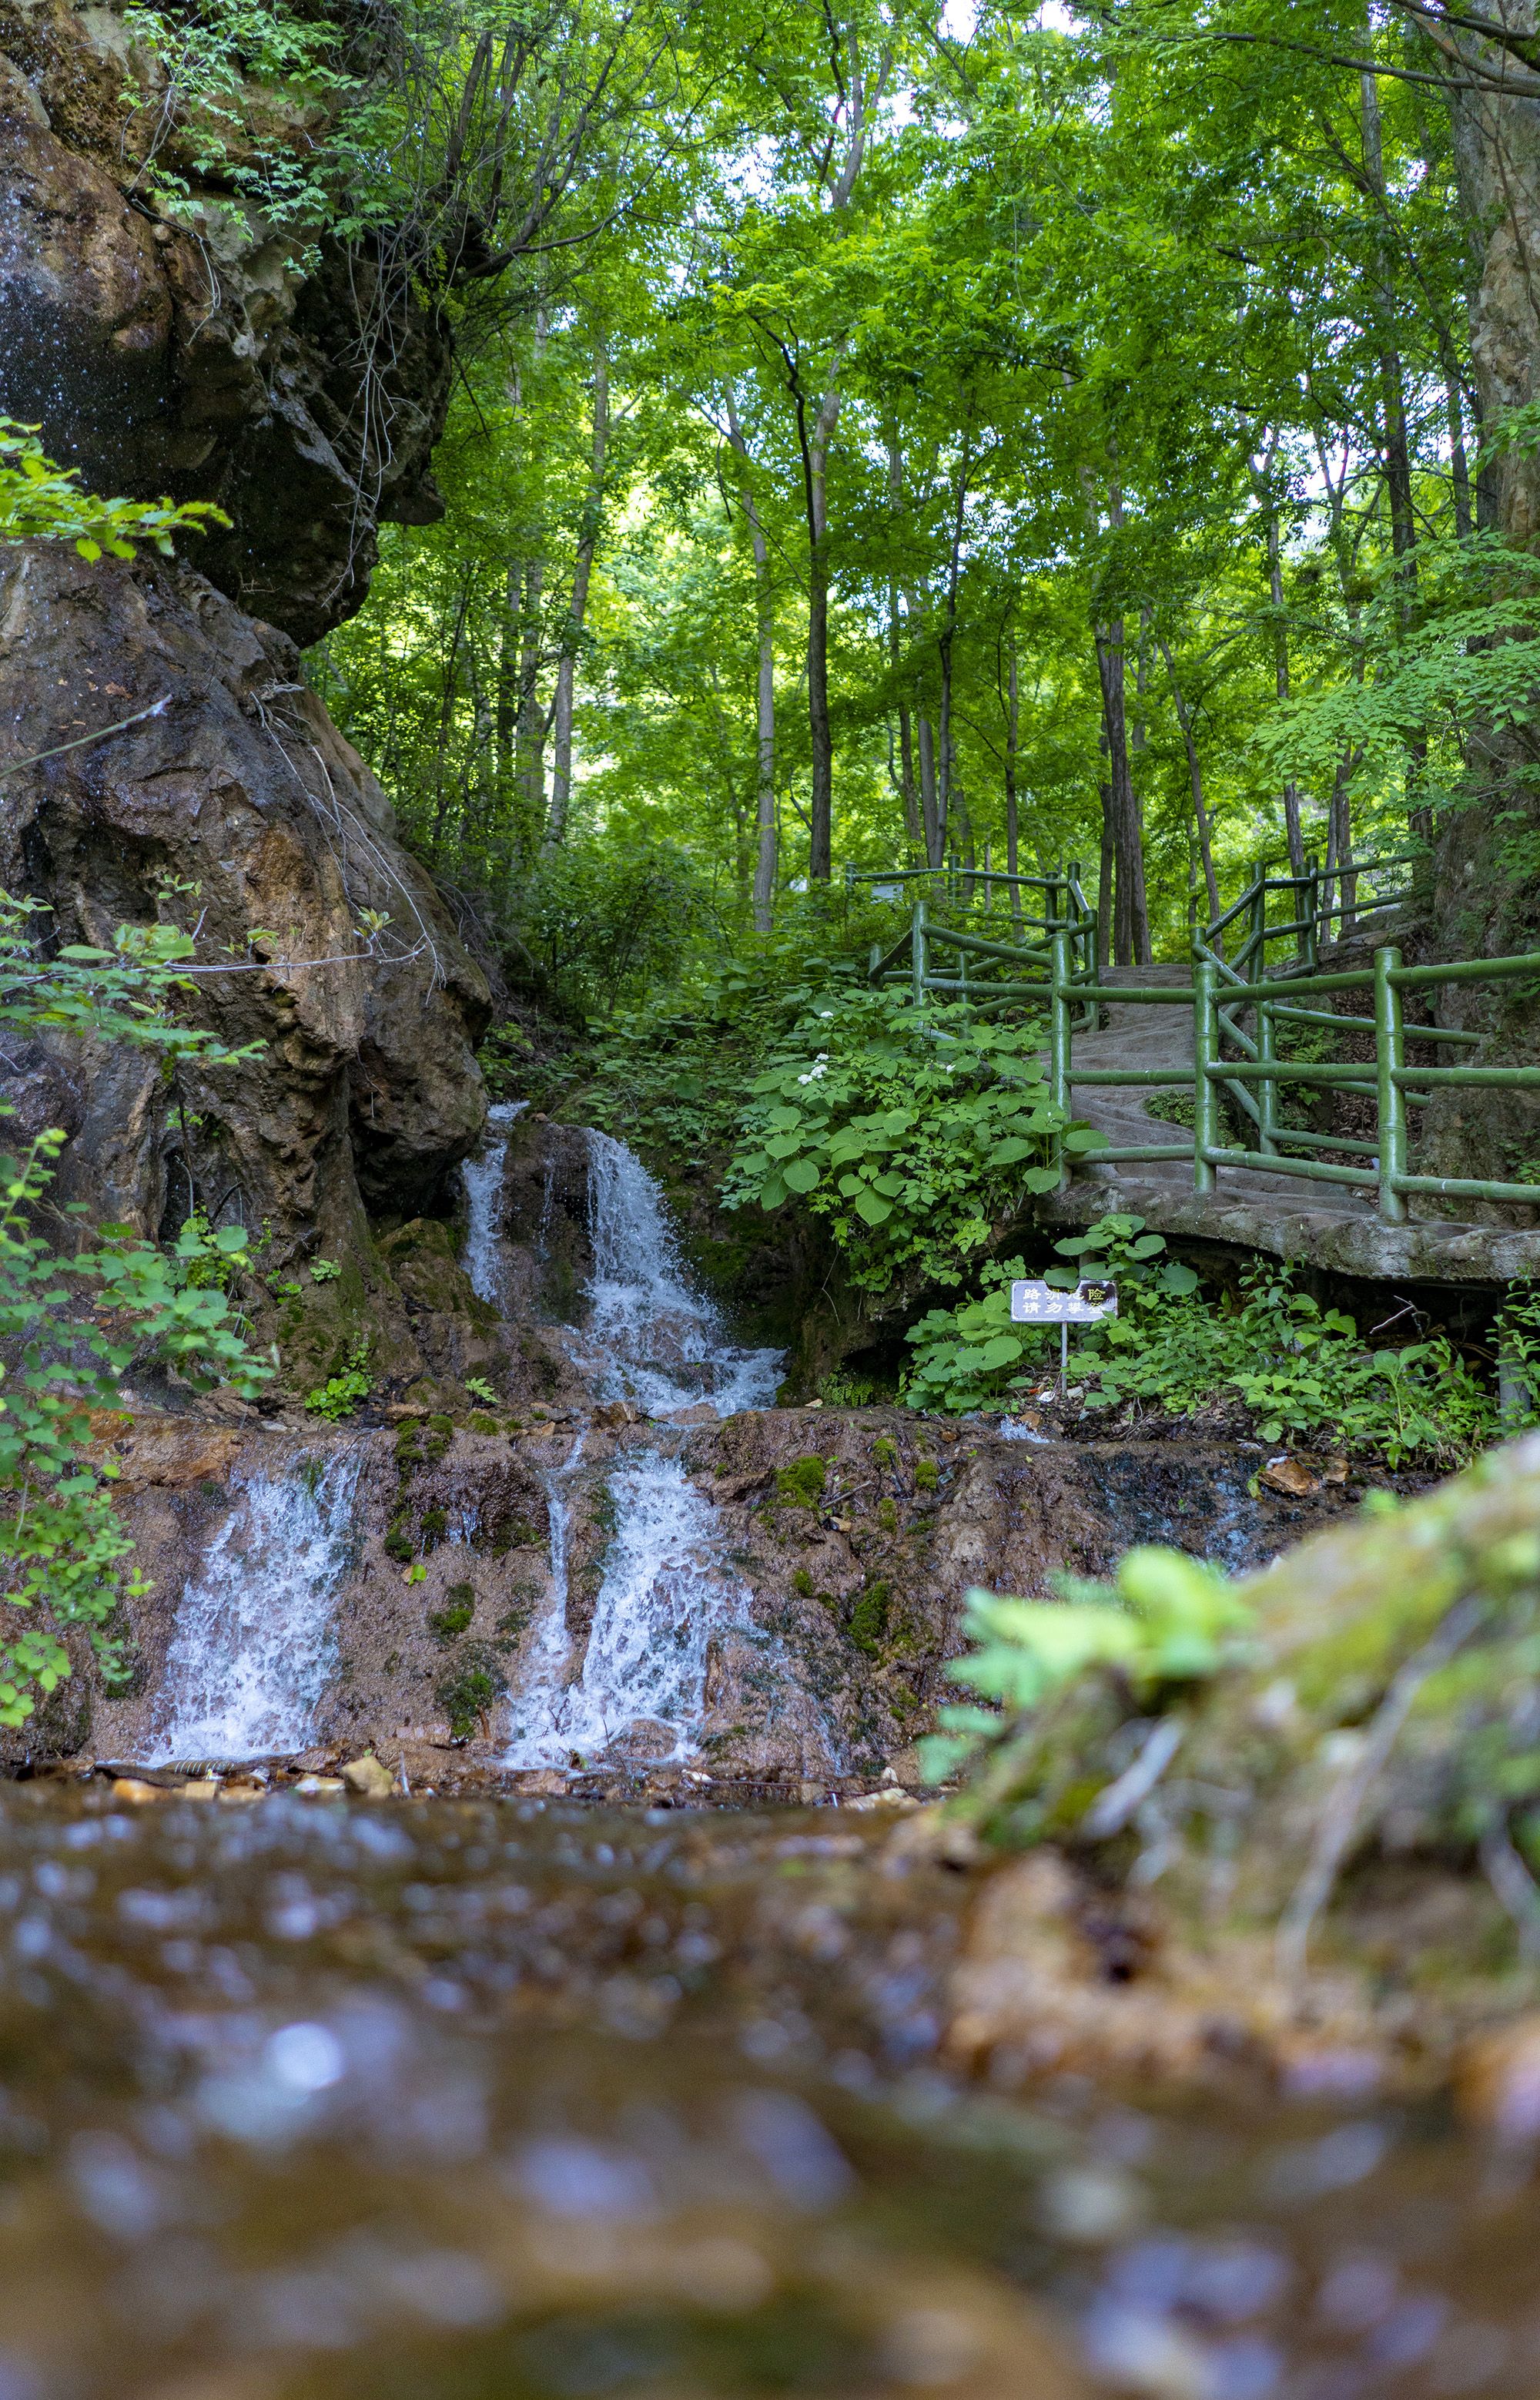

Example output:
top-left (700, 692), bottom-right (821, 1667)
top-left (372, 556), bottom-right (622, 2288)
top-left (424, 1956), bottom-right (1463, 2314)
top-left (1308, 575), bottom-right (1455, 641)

top-left (149, 1450), bottom-right (362, 1761)
top-left (581, 1130), bottom-right (781, 1416)
top-left (504, 1450), bottom-right (750, 1765)
top-left (503, 1135), bottom-right (784, 1766)
top-left (463, 1099), bottom-right (528, 1310)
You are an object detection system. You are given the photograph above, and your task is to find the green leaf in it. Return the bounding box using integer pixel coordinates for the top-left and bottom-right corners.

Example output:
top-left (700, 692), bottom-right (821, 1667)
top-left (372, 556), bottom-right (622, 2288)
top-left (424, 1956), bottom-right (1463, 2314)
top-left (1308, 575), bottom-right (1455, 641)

top-left (852, 1189), bottom-right (892, 1225)
top-left (759, 1175), bottom-right (788, 1210)
top-left (783, 1158), bottom-right (821, 1194)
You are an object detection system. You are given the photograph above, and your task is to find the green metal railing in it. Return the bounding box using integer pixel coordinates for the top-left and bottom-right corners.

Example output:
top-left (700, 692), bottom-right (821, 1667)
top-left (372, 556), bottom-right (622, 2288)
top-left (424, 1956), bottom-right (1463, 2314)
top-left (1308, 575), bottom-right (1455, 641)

top-left (854, 854), bottom-right (1540, 1225)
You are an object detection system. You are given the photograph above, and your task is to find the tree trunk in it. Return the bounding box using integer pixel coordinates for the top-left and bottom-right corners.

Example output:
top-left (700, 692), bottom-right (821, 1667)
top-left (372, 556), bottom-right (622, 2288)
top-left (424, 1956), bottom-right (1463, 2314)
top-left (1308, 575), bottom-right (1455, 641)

top-left (917, 714), bottom-right (941, 870)
top-left (806, 377), bottom-right (840, 880)
top-left (1004, 638), bottom-right (1022, 927)
top-left (1156, 633), bottom-right (1223, 937)
top-left (886, 441), bottom-right (920, 853)
top-left (547, 333), bottom-right (609, 848)
top-left (1094, 624), bottom-right (1149, 965)
top-left (517, 554), bottom-right (547, 831)
top-left (935, 424), bottom-right (971, 880)
top-left (1362, 62), bottom-right (1428, 840)
top-left (728, 392), bottom-right (778, 934)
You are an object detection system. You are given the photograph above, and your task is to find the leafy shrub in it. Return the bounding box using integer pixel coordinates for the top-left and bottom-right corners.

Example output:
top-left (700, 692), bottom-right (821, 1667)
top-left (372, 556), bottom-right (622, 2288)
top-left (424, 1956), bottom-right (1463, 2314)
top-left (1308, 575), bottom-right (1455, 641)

top-left (0, 417), bottom-right (227, 559)
top-left (304, 1336), bottom-right (372, 1420)
top-left (906, 1212), bottom-right (1504, 1464)
top-left (308, 1259), bottom-right (341, 1283)
top-left (904, 1214), bottom-right (1197, 1415)
top-left (464, 1378), bottom-right (498, 1405)
top-left (0, 891), bottom-right (271, 1725)
top-left (723, 987), bottom-right (1103, 1295)
top-left (435, 1645), bottom-right (508, 1741)
top-left (922, 1550), bottom-right (1259, 1790)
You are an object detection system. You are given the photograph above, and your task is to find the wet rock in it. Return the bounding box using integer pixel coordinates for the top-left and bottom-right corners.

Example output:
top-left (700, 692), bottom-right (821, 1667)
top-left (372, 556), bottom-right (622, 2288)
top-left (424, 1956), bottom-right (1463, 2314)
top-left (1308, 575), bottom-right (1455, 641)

top-left (593, 1400), bottom-right (642, 1429)
top-left (340, 1754), bottom-right (395, 1798)
top-left (1260, 1456), bottom-right (1321, 1496)
top-left (0, 5), bottom-right (450, 646)
top-left (0, 547), bottom-right (489, 1262)
top-left (1455, 2015), bottom-right (1540, 2141)
top-left (508, 1768), bottom-right (567, 1797)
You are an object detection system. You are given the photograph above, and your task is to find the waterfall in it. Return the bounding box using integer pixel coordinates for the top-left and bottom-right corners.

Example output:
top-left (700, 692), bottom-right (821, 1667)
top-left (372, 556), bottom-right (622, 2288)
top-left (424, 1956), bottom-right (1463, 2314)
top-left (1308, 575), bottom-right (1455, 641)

top-left (504, 1135), bottom-right (785, 1768)
top-left (148, 1449), bottom-right (362, 1761)
top-left (583, 1130), bottom-right (782, 1416)
top-left (504, 1450), bottom-right (749, 1766)
top-left (463, 1099), bottom-right (528, 1309)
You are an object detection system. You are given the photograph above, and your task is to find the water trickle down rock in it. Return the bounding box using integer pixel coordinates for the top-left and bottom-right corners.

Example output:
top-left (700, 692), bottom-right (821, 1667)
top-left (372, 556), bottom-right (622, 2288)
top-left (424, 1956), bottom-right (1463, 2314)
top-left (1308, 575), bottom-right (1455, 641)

top-left (149, 1446), bottom-right (363, 1761)
top-left (500, 1136), bottom-right (841, 1772)
top-left (463, 1101), bottom-right (530, 1315)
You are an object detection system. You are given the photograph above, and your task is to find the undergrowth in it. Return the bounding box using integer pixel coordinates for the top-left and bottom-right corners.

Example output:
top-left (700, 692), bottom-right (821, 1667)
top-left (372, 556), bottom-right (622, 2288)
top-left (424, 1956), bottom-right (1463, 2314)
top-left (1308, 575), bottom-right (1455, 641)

top-left (906, 1212), bottom-right (1532, 1466)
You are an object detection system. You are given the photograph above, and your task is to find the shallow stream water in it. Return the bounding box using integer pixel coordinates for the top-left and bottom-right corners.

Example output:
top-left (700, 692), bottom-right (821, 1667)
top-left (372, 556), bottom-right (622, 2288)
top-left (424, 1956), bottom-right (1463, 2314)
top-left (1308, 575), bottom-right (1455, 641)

top-left (11, 1129), bottom-right (1536, 2393)
top-left (0, 1784), bottom-right (1536, 2399)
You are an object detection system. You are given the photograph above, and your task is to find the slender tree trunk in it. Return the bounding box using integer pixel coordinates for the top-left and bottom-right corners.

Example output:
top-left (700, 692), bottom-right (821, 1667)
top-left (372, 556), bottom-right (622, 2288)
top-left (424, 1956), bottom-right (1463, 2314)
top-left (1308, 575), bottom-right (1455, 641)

top-left (1097, 727), bottom-right (1113, 974)
top-left (430, 576), bottom-right (471, 862)
top-left (1447, 375), bottom-right (1473, 540)
top-left (1004, 638), bottom-right (1022, 927)
top-left (1094, 624), bottom-right (1148, 965)
top-left (1156, 632), bottom-right (1223, 937)
top-left (917, 714), bottom-right (940, 870)
top-left (517, 554), bottom-right (547, 832)
top-left (806, 377), bottom-right (840, 880)
top-left (885, 443), bottom-right (919, 852)
top-left (1361, 59), bottom-right (1429, 841)
top-left (547, 333), bottom-right (609, 849)
top-left (497, 556), bottom-right (520, 797)
top-left (728, 391), bottom-right (778, 932)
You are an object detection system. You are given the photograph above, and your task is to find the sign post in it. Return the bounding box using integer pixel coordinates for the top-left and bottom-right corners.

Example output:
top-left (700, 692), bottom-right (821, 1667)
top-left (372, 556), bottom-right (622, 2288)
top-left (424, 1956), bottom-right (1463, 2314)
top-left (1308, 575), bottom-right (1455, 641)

top-left (1009, 1278), bottom-right (1118, 1384)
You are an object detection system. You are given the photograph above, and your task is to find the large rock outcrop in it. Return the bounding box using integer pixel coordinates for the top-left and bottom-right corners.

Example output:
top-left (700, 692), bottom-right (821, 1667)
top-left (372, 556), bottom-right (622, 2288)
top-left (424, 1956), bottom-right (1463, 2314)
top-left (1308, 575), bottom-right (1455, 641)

top-left (0, 544), bottom-right (488, 1254)
top-left (0, 1), bottom-right (484, 1260)
top-left (0, 0), bottom-right (450, 643)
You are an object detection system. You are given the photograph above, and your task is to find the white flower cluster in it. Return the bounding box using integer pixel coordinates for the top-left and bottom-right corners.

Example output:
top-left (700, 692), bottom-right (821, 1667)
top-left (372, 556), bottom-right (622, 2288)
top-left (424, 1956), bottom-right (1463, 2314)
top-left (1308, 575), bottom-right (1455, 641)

top-left (796, 1053), bottom-right (830, 1085)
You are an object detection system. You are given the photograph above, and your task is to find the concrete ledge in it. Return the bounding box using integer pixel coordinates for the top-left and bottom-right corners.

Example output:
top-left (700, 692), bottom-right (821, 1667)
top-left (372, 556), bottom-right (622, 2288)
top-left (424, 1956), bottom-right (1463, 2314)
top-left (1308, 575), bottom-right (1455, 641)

top-left (1039, 1176), bottom-right (1540, 1284)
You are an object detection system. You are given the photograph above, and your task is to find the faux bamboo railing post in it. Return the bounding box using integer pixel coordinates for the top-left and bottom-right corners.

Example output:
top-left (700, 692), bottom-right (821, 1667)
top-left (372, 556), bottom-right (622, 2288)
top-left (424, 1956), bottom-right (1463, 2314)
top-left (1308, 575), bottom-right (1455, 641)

top-left (1257, 995), bottom-right (1280, 1157)
top-left (1050, 927), bottom-right (1073, 1192)
top-left (1375, 944), bottom-right (1408, 1225)
top-left (911, 898), bottom-right (927, 1013)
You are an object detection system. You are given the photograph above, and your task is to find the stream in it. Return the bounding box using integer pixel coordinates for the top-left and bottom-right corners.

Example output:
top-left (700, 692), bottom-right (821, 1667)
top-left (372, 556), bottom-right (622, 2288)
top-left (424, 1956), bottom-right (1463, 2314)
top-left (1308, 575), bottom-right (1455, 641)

top-left (1, 1126), bottom-right (1534, 2395)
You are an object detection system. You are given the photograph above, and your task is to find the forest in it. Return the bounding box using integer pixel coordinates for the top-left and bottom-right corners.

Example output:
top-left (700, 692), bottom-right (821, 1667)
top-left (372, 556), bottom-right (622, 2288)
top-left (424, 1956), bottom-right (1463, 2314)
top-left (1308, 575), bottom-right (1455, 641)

top-left (306, 0), bottom-right (1524, 994)
top-left (8, 11), bottom-right (1540, 2385)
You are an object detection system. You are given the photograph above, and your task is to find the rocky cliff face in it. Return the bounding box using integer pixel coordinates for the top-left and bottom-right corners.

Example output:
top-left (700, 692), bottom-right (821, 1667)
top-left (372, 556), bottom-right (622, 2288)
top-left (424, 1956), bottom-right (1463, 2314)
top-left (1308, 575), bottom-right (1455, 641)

top-left (1, 543), bottom-right (488, 1258)
top-left (0, 2), bottom-right (486, 1277)
top-left (0, 0), bottom-right (450, 643)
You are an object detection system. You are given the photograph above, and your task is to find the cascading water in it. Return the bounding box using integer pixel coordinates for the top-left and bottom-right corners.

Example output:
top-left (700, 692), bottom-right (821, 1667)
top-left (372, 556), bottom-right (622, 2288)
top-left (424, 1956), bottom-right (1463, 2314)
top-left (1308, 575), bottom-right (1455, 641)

top-left (504, 1132), bottom-right (786, 1768)
top-left (149, 1449), bottom-right (362, 1761)
top-left (463, 1099), bottom-right (528, 1310)
top-left (581, 1130), bottom-right (782, 1416)
top-left (504, 1450), bottom-right (752, 1765)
